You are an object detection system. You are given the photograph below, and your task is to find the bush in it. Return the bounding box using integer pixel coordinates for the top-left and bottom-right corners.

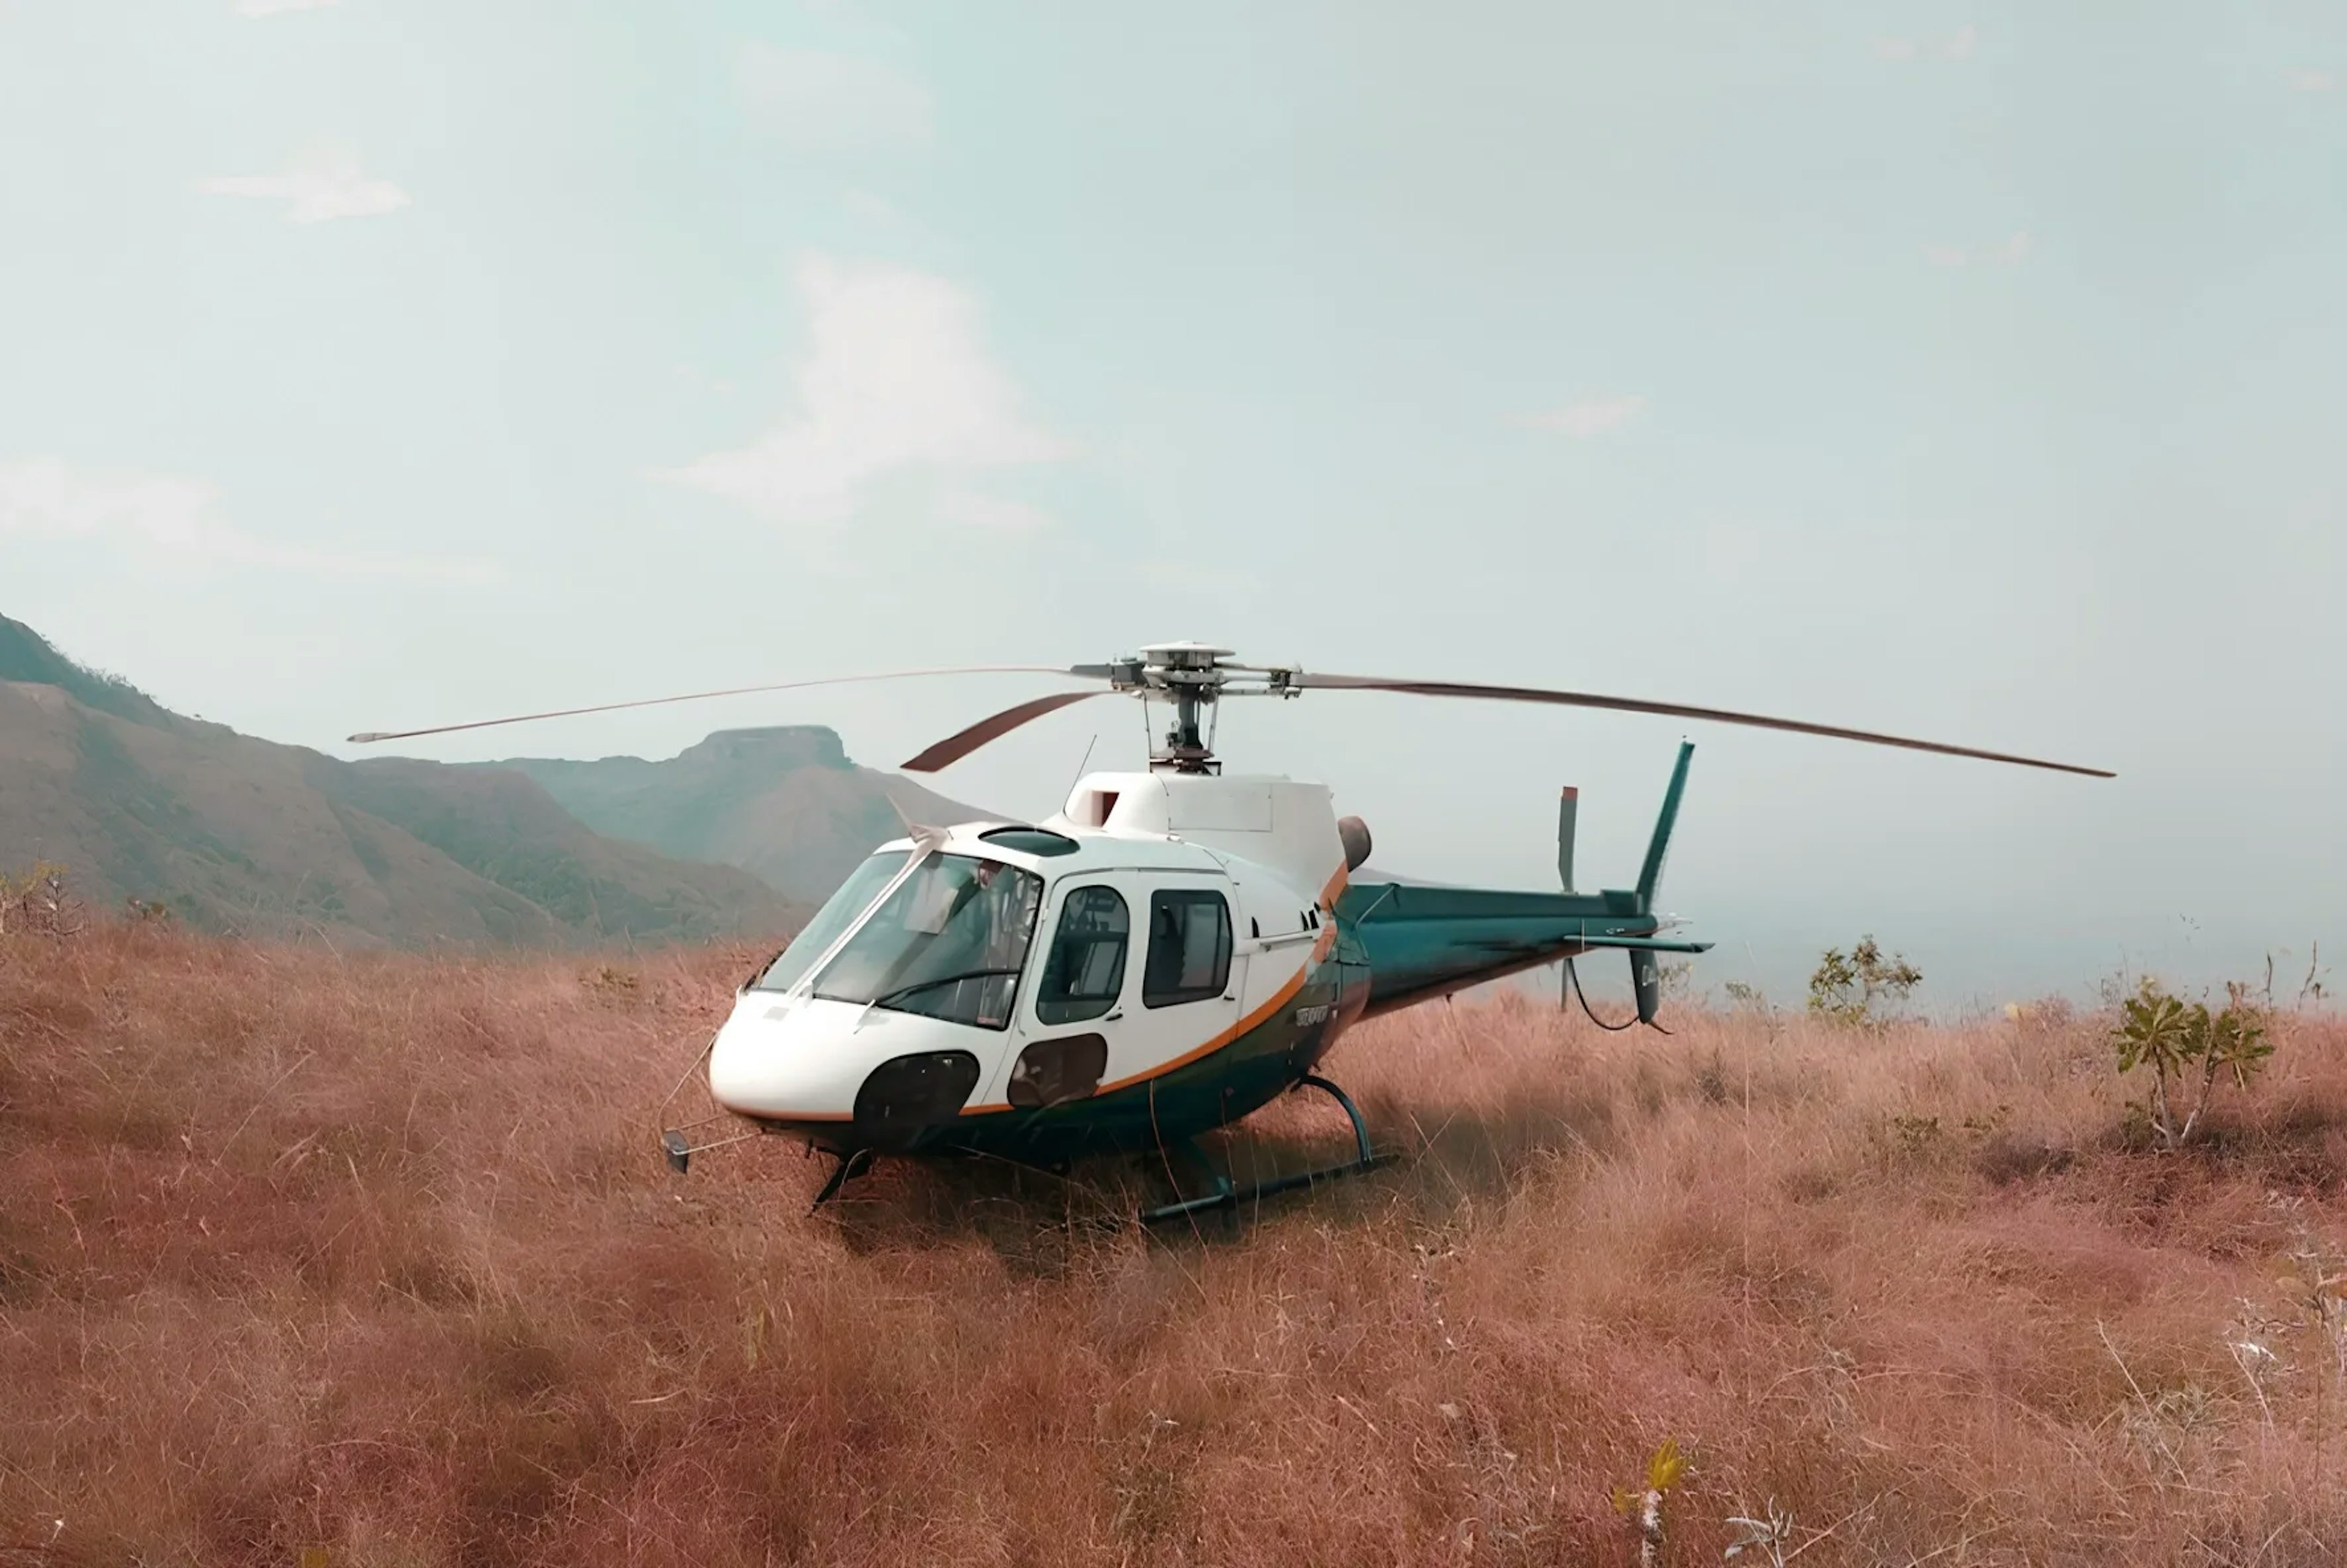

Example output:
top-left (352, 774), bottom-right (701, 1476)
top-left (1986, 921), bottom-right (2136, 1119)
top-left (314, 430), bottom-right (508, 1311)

top-left (2110, 977), bottom-right (2274, 1151)
top-left (1806, 937), bottom-right (1920, 1027)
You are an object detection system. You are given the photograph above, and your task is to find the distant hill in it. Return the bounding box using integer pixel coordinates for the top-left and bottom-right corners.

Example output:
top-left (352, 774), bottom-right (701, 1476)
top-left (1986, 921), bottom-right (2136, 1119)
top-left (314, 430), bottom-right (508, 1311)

top-left (0, 614), bottom-right (796, 947)
top-left (476, 727), bottom-right (993, 906)
top-left (0, 614), bottom-right (180, 728)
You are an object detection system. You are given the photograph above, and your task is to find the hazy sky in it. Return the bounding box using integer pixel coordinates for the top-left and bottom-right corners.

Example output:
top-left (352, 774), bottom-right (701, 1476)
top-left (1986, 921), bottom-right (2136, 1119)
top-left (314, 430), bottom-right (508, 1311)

top-left (3, 1), bottom-right (2341, 1006)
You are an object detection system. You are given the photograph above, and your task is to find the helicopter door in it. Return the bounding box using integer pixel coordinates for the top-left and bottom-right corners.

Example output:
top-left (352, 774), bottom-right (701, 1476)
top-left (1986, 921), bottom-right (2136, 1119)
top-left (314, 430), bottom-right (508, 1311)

top-left (1005, 882), bottom-right (1133, 1108)
top-left (1113, 879), bottom-right (1243, 1091)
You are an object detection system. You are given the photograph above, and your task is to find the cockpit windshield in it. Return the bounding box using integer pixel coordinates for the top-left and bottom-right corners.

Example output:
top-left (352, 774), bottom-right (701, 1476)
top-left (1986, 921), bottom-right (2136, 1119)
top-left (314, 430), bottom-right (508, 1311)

top-left (754, 851), bottom-right (1043, 1030)
top-left (752, 850), bottom-right (909, 995)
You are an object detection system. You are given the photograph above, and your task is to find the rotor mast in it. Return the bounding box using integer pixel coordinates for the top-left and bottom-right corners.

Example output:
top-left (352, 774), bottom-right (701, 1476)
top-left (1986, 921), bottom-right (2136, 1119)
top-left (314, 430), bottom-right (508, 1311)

top-left (1111, 642), bottom-right (1300, 774)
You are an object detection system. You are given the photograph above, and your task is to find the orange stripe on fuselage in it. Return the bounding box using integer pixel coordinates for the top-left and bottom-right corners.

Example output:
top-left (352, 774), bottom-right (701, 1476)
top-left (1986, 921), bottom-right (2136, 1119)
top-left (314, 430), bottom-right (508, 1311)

top-left (1092, 959), bottom-right (1313, 1097)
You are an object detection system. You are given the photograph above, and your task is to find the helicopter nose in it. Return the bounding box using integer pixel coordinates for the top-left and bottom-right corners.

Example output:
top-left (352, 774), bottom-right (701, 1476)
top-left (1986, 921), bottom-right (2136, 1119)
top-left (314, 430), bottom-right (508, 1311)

top-left (708, 1044), bottom-right (847, 1121)
top-left (707, 997), bottom-right (986, 1143)
top-left (708, 1002), bottom-right (861, 1119)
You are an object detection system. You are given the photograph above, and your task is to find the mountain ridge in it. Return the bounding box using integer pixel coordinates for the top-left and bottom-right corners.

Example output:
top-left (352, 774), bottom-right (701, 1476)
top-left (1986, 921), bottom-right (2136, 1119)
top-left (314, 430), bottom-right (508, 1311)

top-left (0, 614), bottom-right (799, 948)
top-left (471, 725), bottom-right (991, 907)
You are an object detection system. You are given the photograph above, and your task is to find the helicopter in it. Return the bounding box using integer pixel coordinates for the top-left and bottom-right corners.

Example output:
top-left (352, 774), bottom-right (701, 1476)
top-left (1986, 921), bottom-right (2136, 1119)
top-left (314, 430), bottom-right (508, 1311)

top-left (352, 642), bottom-right (2111, 1221)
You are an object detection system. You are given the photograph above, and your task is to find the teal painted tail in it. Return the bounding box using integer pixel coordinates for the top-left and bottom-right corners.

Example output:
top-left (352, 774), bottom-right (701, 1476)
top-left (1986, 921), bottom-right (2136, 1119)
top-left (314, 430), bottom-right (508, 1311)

top-left (1634, 742), bottom-right (1694, 914)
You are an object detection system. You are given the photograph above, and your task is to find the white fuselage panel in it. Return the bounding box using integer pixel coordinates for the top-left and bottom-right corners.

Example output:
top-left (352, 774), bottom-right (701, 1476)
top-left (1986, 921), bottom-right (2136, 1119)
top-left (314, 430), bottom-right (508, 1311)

top-left (1051, 772), bottom-right (1348, 910)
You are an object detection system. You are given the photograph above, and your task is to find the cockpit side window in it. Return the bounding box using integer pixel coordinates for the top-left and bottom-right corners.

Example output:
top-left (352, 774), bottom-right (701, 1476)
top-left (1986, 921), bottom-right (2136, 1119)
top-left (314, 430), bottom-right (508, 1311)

top-left (1035, 886), bottom-right (1129, 1025)
top-left (1142, 888), bottom-right (1232, 1008)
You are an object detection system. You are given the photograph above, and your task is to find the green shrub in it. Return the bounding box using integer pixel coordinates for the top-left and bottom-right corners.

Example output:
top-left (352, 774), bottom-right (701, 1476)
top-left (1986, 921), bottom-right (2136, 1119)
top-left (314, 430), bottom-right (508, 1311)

top-left (2110, 978), bottom-right (2274, 1151)
top-left (1807, 937), bottom-right (1921, 1027)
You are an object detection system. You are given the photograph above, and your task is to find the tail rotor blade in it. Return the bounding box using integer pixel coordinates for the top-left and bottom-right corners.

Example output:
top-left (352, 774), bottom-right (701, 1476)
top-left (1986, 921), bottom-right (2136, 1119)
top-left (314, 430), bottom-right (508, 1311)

top-left (348, 665), bottom-right (1098, 746)
top-left (900, 690), bottom-right (1103, 773)
top-left (1291, 672), bottom-right (2113, 778)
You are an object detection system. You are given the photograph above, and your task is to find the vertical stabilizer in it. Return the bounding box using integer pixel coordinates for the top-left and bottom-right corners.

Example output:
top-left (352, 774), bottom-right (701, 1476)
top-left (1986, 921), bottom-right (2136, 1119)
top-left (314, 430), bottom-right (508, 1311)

top-left (1557, 786), bottom-right (1578, 892)
top-left (1634, 742), bottom-right (1695, 913)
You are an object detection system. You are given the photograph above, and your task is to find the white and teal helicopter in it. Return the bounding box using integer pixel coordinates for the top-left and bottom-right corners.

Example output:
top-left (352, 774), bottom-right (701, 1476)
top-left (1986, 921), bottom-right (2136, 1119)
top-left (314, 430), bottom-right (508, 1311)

top-left (354, 643), bottom-right (2109, 1220)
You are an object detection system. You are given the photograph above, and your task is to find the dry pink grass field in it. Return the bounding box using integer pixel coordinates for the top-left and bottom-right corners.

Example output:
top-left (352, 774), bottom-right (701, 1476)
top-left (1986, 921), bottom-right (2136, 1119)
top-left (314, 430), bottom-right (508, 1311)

top-left (5, 923), bottom-right (2347, 1566)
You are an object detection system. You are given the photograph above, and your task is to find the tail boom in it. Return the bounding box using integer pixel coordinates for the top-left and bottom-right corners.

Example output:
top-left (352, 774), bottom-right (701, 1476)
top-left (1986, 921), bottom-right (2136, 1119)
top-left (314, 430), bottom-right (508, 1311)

top-left (1337, 744), bottom-right (1705, 1020)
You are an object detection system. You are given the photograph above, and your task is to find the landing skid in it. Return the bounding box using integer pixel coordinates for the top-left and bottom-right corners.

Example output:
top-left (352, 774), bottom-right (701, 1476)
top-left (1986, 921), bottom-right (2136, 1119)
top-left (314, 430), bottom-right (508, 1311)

top-left (796, 1074), bottom-right (1386, 1225)
top-left (1140, 1073), bottom-right (1386, 1227)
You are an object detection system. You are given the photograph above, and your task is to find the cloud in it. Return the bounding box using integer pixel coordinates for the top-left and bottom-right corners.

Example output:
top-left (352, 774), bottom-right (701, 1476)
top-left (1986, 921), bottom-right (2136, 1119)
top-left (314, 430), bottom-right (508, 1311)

top-left (736, 45), bottom-right (934, 150)
top-left (193, 147), bottom-right (408, 224)
top-left (1926, 230), bottom-right (2032, 268)
top-left (2288, 69), bottom-right (2338, 93)
top-left (234, 0), bottom-right (341, 14)
top-left (1875, 26), bottom-right (1977, 62)
top-left (661, 256), bottom-right (1070, 527)
top-left (936, 489), bottom-right (1051, 534)
top-left (0, 458), bottom-right (495, 583)
top-left (1523, 394), bottom-right (1649, 439)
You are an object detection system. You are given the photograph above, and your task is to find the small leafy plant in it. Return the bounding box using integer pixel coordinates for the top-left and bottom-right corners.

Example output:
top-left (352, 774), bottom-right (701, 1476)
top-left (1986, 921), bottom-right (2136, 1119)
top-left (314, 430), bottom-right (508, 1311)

top-left (1613, 1438), bottom-right (1688, 1568)
top-left (1807, 937), bottom-right (1921, 1027)
top-left (2110, 978), bottom-right (2274, 1151)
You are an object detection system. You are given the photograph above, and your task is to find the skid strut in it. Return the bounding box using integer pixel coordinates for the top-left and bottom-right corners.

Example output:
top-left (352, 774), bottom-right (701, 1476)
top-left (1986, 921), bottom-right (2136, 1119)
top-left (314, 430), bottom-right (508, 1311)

top-left (810, 1147), bottom-right (875, 1212)
top-left (1140, 1073), bottom-right (1386, 1226)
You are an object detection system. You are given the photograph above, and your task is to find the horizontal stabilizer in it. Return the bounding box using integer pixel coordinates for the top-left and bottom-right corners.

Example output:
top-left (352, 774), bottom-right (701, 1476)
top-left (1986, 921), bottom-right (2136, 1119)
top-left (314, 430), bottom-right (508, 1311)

top-left (1573, 934), bottom-right (1714, 954)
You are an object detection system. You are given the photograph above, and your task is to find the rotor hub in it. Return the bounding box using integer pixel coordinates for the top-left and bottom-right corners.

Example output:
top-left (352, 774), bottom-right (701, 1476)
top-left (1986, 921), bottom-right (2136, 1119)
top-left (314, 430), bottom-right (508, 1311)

top-left (1100, 645), bottom-right (1300, 772)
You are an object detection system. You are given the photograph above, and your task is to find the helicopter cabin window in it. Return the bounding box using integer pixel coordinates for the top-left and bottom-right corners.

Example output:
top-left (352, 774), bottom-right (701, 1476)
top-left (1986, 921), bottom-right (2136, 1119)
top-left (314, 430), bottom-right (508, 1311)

top-left (781, 852), bottom-right (1042, 1030)
top-left (1035, 887), bottom-right (1129, 1025)
top-left (1143, 889), bottom-right (1232, 1008)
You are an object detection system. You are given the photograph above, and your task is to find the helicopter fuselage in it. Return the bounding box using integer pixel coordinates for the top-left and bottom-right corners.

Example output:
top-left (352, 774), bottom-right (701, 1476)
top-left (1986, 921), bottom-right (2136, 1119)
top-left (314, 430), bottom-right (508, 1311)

top-left (702, 759), bottom-right (1706, 1165)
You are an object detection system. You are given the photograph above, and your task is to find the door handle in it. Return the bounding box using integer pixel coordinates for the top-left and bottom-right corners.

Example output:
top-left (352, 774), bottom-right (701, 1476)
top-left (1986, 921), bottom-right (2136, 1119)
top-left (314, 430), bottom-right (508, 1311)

top-left (1104, 1010), bottom-right (1123, 1022)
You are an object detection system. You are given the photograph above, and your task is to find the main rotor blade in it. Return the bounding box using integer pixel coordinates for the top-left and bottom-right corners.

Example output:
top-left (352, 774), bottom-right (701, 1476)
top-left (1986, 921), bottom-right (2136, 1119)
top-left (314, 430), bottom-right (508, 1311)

top-left (900, 691), bottom-right (1104, 773)
top-left (1293, 672), bottom-right (2114, 778)
top-left (348, 665), bottom-right (1097, 746)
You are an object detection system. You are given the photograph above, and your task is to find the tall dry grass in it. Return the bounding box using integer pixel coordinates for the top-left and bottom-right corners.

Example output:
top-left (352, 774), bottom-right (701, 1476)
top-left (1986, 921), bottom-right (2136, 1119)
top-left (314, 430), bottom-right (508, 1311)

top-left (4, 921), bottom-right (2346, 1566)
